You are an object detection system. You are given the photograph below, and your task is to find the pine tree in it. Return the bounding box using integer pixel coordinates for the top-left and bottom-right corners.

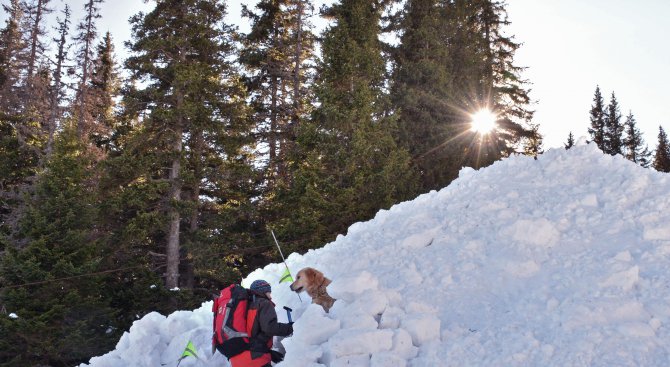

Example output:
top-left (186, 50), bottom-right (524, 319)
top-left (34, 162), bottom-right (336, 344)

top-left (73, 0), bottom-right (103, 139)
top-left (565, 131), bottom-right (575, 150)
top-left (88, 31), bottom-right (119, 150)
top-left (653, 126), bottom-right (670, 173)
top-left (123, 0), bottom-right (253, 289)
top-left (452, 0), bottom-right (534, 167)
top-left (241, 0), bottom-right (315, 185)
top-left (523, 123), bottom-right (543, 159)
top-left (588, 85), bottom-right (606, 151)
top-left (46, 4), bottom-right (71, 158)
top-left (22, 0), bottom-right (53, 79)
top-left (391, 0), bottom-right (454, 191)
top-left (277, 0), bottom-right (416, 252)
top-left (0, 0), bottom-right (26, 110)
top-left (604, 92), bottom-right (623, 155)
top-left (0, 126), bottom-right (118, 366)
top-left (622, 111), bottom-right (651, 167)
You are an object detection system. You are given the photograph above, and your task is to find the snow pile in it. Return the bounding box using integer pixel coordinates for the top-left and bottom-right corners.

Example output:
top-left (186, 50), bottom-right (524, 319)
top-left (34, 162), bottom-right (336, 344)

top-left (80, 142), bottom-right (670, 367)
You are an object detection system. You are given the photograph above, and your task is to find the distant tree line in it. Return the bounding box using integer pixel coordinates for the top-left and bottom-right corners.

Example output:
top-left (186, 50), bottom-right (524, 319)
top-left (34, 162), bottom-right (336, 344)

top-left (564, 85), bottom-right (670, 172)
top-left (0, 0), bottom-right (538, 365)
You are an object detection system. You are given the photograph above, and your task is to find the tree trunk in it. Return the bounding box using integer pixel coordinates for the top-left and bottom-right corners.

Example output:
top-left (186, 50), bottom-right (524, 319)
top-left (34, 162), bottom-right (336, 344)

top-left (165, 65), bottom-right (184, 289)
top-left (27, 0), bottom-right (45, 79)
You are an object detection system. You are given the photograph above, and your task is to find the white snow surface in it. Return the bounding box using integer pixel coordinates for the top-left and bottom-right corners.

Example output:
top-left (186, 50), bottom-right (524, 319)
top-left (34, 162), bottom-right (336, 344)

top-left (79, 142), bottom-right (670, 367)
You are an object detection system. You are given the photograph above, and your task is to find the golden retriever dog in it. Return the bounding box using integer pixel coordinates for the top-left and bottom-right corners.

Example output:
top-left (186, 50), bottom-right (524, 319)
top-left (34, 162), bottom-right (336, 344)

top-left (290, 267), bottom-right (336, 312)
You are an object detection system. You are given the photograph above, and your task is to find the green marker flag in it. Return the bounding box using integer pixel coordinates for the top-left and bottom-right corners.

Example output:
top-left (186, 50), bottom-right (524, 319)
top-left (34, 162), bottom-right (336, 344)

top-left (176, 340), bottom-right (199, 366)
top-left (182, 340), bottom-right (198, 358)
top-left (280, 267), bottom-right (293, 283)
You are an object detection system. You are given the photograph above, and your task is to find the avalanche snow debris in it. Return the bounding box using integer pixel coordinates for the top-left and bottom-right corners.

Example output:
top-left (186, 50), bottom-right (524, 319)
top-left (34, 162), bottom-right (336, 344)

top-left (80, 143), bottom-right (670, 367)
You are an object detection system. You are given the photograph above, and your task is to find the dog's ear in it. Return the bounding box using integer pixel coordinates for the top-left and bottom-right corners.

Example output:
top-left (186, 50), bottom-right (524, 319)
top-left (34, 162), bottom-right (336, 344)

top-left (311, 268), bottom-right (324, 284)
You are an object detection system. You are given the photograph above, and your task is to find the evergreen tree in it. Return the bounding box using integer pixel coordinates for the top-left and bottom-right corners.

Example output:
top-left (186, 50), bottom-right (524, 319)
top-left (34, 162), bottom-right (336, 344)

top-left (0, 126), bottom-right (118, 367)
top-left (241, 0), bottom-right (316, 185)
top-left (391, 0), bottom-right (454, 191)
top-left (0, 0), bottom-right (42, 246)
top-left (622, 111), bottom-right (651, 167)
top-left (565, 131), bottom-right (575, 150)
top-left (523, 123), bottom-right (543, 159)
top-left (46, 4), bottom-right (71, 158)
top-left (588, 85), bottom-right (606, 151)
top-left (22, 0), bottom-right (52, 79)
top-left (0, 0), bottom-right (26, 110)
top-left (653, 126), bottom-right (670, 173)
top-left (392, 0), bottom-right (534, 191)
top-left (276, 0), bottom-right (416, 253)
top-left (123, 0), bottom-right (254, 289)
top-left (73, 0), bottom-right (103, 139)
top-left (604, 92), bottom-right (623, 155)
top-left (88, 31), bottom-right (119, 150)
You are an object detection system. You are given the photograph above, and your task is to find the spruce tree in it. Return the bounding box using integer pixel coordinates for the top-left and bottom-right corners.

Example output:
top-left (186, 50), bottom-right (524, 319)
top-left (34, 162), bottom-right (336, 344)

top-left (241, 0), bottom-right (315, 185)
top-left (391, 0), bottom-right (453, 191)
top-left (0, 126), bottom-right (118, 366)
top-left (88, 31), bottom-right (119, 150)
top-left (123, 0), bottom-right (254, 289)
top-left (622, 111), bottom-right (651, 167)
top-left (588, 85), bottom-right (606, 151)
top-left (23, 0), bottom-right (53, 79)
top-left (565, 131), bottom-right (575, 150)
top-left (277, 0), bottom-right (416, 252)
top-left (653, 126), bottom-right (670, 173)
top-left (73, 0), bottom-right (104, 139)
top-left (46, 5), bottom-right (71, 158)
top-left (604, 92), bottom-right (623, 155)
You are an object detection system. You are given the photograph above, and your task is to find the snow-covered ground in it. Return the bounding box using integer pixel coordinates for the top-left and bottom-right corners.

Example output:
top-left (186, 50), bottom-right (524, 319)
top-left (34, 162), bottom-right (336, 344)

top-left (80, 141), bottom-right (670, 367)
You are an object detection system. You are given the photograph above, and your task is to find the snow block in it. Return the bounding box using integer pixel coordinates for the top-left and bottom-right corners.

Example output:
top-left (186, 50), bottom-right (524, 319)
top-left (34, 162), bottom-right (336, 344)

top-left (371, 352), bottom-right (407, 367)
top-left (391, 328), bottom-right (419, 359)
top-left (331, 354), bottom-right (371, 367)
top-left (328, 329), bottom-right (393, 358)
top-left (400, 314), bottom-right (441, 347)
top-left (329, 271), bottom-right (379, 302)
top-left (293, 304), bottom-right (341, 345)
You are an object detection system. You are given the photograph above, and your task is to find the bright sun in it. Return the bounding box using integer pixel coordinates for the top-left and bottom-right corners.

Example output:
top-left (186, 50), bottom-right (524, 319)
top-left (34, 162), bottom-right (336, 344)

top-left (470, 109), bottom-right (497, 134)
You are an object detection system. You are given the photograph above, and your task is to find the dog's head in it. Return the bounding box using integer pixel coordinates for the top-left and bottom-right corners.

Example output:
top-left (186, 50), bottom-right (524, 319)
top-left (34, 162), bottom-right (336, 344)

top-left (290, 267), bottom-right (323, 294)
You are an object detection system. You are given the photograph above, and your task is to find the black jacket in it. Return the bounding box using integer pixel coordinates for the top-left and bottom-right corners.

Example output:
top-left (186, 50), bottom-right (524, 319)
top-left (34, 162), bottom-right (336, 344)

top-left (248, 291), bottom-right (293, 359)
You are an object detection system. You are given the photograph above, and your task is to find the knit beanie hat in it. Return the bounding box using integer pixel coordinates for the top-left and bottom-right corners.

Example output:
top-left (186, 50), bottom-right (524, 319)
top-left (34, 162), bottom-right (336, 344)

top-left (250, 279), bottom-right (272, 294)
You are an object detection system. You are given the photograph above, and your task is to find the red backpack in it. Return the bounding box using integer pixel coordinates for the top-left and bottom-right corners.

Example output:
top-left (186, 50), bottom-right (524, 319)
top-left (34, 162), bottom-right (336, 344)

top-left (212, 284), bottom-right (255, 359)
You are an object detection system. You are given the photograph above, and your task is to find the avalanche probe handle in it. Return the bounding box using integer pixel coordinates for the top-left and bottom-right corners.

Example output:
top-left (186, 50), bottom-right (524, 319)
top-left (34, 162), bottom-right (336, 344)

top-left (283, 306), bottom-right (293, 323)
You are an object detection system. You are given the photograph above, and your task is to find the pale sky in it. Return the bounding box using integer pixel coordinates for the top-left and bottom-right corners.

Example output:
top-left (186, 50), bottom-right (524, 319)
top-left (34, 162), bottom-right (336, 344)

top-left (5, 0), bottom-right (668, 149)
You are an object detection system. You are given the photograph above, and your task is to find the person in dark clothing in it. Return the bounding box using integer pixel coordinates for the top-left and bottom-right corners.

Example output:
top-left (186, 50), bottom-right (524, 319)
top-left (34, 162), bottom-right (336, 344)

top-left (230, 279), bottom-right (293, 367)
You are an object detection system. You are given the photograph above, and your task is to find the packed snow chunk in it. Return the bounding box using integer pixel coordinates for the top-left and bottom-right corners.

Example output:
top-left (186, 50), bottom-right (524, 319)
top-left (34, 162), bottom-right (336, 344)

top-left (617, 322), bottom-right (656, 337)
top-left (276, 340), bottom-right (324, 367)
top-left (390, 328), bottom-right (419, 359)
top-left (643, 225), bottom-right (670, 241)
top-left (599, 266), bottom-right (640, 291)
top-left (614, 251), bottom-right (632, 262)
top-left (329, 271), bottom-right (379, 302)
top-left (400, 228), bottom-right (440, 250)
top-left (340, 314), bottom-right (379, 330)
top-left (328, 329), bottom-right (393, 357)
top-left (379, 306), bottom-right (405, 329)
top-left (338, 290), bottom-right (389, 318)
top-left (506, 260), bottom-right (540, 278)
top-left (370, 352), bottom-right (407, 367)
top-left (502, 218), bottom-right (560, 247)
top-left (331, 354), bottom-right (371, 367)
top-left (400, 313), bottom-right (441, 346)
top-left (580, 193), bottom-right (599, 207)
top-left (293, 304), bottom-right (341, 345)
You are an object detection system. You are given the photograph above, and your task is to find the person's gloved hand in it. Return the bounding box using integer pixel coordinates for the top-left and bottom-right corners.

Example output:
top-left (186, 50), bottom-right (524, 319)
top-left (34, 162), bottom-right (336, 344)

top-left (287, 322), bottom-right (294, 334)
top-left (270, 350), bottom-right (284, 363)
